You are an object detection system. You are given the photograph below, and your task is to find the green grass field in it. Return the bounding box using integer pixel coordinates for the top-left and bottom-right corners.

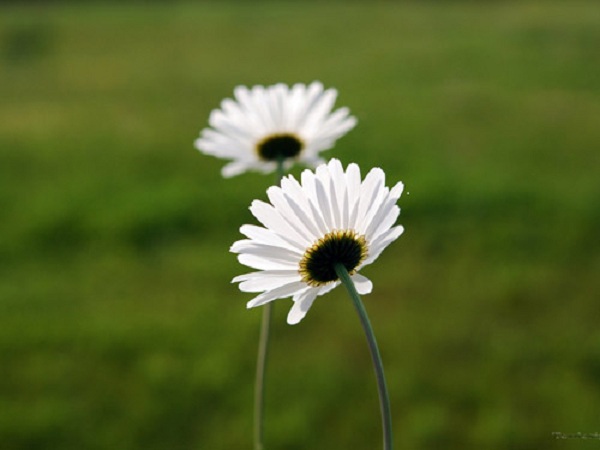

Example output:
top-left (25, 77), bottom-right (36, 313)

top-left (1, 2), bottom-right (599, 449)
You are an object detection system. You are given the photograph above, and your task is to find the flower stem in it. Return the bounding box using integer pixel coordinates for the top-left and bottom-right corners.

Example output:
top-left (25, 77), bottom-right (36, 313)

top-left (334, 263), bottom-right (393, 450)
top-left (253, 158), bottom-right (287, 450)
top-left (254, 302), bottom-right (272, 450)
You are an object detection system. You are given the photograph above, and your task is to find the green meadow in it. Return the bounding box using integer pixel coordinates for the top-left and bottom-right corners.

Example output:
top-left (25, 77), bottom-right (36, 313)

top-left (1, 2), bottom-right (599, 449)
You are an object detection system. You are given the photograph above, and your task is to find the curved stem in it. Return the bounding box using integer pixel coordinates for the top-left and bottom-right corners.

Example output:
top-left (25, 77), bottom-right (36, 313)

top-left (334, 263), bottom-right (393, 450)
top-left (253, 158), bottom-right (286, 450)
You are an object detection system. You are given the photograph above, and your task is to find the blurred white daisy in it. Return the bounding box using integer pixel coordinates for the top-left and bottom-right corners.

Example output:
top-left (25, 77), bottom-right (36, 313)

top-left (231, 158), bottom-right (404, 324)
top-left (195, 82), bottom-right (357, 178)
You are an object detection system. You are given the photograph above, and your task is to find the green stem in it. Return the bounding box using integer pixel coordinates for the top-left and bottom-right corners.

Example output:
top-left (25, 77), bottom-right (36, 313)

top-left (253, 158), bottom-right (286, 450)
top-left (334, 263), bottom-right (393, 450)
top-left (254, 303), bottom-right (272, 450)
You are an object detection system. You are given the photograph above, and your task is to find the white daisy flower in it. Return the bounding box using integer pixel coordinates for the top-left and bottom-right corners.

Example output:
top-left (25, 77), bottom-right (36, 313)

top-left (194, 81), bottom-right (357, 178)
top-left (231, 158), bottom-right (404, 324)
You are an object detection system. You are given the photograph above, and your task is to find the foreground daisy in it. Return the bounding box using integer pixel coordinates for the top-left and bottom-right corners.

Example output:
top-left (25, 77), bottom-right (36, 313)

top-left (231, 158), bottom-right (404, 325)
top-left (195, 82), bottom-right (357, 177)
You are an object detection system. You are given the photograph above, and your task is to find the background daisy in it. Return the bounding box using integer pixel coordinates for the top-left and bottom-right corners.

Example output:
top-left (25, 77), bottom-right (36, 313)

top-left (195, 82), bottom-right (357, 177)
top-left (231, 158), bottom-right (404, 324)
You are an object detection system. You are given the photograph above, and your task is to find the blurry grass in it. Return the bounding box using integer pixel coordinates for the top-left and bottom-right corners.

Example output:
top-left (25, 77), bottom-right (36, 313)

top-left (1, 2), bottom-right (600, 449)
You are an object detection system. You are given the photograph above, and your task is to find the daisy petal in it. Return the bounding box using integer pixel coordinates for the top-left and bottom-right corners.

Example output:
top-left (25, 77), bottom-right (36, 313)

top-left (298, 169), bottom-right (329, 236)
top-left (318, 282), bottom-right (339, 296)
top-left (313, 166), bottom-right (335, 229)
top-left (364, 225), bottom-right (405, 265)
top-left (327, 158), bottom-right (346, 228)
top-left (222, 161), bottom-right (250, 178)
top-left (365, 181), bottom-right (405, 240)
top-left (247, 281), bottom-right (307, 308)
top-left (250, 200), bottom-right (309, 247)
top-left (230, 241), bottom-right (300, 264)
top-left (239, 224), bottom-right (304, 253)
top-left (232, 269), bottom-right (299, 283)
top-left (351, 273), bottom-right (373, 295)
top-left (238, 253), bottom-right (297, 271)
top-left (266, 186), bottom-right (314, 242)
top-left (287, 288), bottom-right (319, 324)
top-left (356, 167), bottom-right (385, 234)
top-left (237, 272), bottom-right (301, 293)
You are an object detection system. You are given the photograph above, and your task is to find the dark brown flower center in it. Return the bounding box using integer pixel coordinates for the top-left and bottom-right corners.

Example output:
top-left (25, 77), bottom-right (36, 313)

top-left (256, 133), bottom-right (303, 161)
top-left (299, 230), bottom-right (368, 287)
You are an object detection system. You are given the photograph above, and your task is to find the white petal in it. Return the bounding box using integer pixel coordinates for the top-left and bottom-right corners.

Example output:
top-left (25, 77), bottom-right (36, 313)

top-left (390, 181), bottom-right (405, 198)
top-left (363, 225), bottom-right (404, 265)
top-left (300, 169), bottom-right (329, 236)
top-left (364, 184), bottom-right (388, 222)
top-left (368, 182), bottom-right (403, 236)
top-left (233, 269), bottom-right (299, 283)
top-left (294, 81), bottom-right (325, 131)
top-left (351, 273), bottom-right (373, 295)
top-left (195, 133), bottom-right (253, 159)
top-left (363, 187), bottom-right (398, 241)
top-left (370, 205), bottom-right (400, 242)
top-left (250, 200), bottom-right (309, 247)
top-left (239, 224), bottom-right (304, 253)
top-left (281, 190), bottom-right (322, 239)
top-left (287, 288), bottom-right (319, 324)
top-left (346, 163), bottom-right (362, 226)
top-left (282, 83), bottom-right (304, 129)
top-left (247, 281), bottom-right (307, 308)
top-left (280, 175), bottom-right (310, 211)
top-left (268, 83), bottom-right (286, 128)
top-left (318, 281), bottom-right (339, 296)
top-left (237, 272), bottom-right (302, 293)
top-left (327, 159), bottom-right (345, 229)
top-left (233, 86), bottom-right (269, 134)
top-left (222, 161), bottom-right (251, 178)
top-left (220, 98), bottom-right (250, 129)
top-left (209, 109), bottom-right (254, 141)
top-left (266, 186), bottom-right (314, 243)
top-left (247, 85), bottom-right (276, 130)
top-left (355, 167), bottom-right (385, 234)
top-left (368, 190), bottom-right (403, 242)
top-left (311, 108), bottom-right (357, 143)
top-left (238, 253), bottom-right (297, 271)
top-left (313, 165), bottom-right (335, 230)
top-left (300, 88), bottom-right (337, 136)
top-left (230, 241), bottom-right (300, 264)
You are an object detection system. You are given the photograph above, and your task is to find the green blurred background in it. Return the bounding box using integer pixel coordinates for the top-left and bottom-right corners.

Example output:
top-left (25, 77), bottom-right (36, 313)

top-left (1, 1), bottom-right (599, 449)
